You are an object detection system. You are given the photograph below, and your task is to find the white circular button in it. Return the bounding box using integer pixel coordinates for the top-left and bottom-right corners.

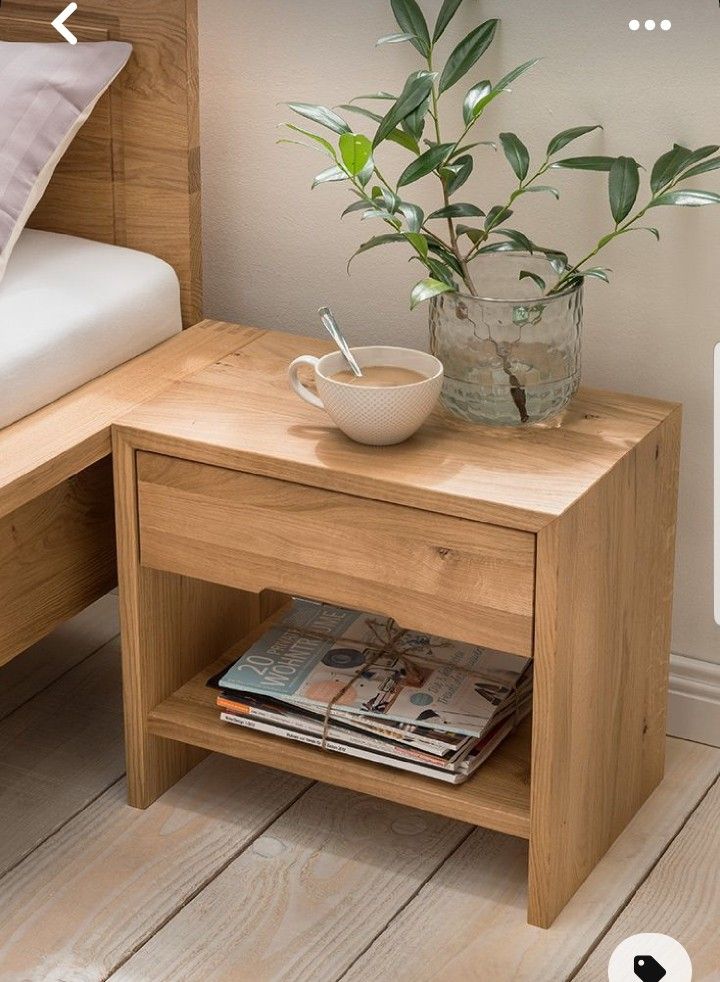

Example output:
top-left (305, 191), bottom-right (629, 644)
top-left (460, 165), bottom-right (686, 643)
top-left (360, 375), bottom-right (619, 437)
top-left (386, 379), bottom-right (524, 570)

top-left (608, 933), bottom-right (692, 982)
top-left (661, 19), bottom-right (672, 30)
top-left (629, 19), bottom-right (640, 31)
top-left (645, 19), bottom-right (656, 30)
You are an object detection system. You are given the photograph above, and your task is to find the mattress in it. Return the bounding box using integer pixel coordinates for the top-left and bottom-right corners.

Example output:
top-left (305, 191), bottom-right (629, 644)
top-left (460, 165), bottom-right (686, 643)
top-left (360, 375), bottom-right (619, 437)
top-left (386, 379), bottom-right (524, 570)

top-left (0, 229), bottom-right (182, 429)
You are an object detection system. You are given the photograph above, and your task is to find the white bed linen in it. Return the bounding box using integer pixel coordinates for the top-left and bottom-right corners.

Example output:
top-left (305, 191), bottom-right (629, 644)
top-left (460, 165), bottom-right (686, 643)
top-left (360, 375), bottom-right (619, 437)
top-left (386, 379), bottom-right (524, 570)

top-left (0, 229), bottom-right (182, 429)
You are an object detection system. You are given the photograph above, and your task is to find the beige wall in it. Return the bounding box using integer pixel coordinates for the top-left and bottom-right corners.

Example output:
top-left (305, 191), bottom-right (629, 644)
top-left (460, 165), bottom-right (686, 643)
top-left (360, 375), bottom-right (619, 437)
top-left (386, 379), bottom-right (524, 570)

top-left (199, 0), bottom-right (720, 667)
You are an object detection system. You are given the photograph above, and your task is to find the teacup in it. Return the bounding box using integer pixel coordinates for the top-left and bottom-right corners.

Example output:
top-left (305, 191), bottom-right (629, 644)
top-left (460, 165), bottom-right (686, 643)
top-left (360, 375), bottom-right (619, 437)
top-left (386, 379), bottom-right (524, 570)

top-left (288, 345), bottom-right (443, 446)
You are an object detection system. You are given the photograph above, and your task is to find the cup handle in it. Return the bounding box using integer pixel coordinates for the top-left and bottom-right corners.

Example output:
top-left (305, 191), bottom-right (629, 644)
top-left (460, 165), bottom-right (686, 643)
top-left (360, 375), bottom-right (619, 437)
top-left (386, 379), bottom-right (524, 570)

top-left (288, 355), bottom-right (324, 409)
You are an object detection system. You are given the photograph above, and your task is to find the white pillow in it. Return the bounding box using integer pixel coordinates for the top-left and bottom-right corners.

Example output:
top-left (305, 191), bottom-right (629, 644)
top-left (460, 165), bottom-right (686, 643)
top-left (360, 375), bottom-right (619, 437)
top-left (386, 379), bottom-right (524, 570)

top-left (0, 41), bottom-right (132, 284)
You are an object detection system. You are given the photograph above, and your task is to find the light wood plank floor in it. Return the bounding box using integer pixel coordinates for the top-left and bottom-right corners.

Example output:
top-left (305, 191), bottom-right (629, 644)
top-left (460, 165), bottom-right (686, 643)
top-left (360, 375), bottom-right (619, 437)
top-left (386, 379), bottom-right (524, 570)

top-left (0, 596), bottom-right (718, 982)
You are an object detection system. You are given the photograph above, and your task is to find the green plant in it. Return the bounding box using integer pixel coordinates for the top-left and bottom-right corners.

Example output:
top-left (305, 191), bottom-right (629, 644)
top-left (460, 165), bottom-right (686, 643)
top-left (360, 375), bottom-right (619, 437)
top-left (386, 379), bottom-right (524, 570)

top-left (280, 0), bottom-right (720, 308)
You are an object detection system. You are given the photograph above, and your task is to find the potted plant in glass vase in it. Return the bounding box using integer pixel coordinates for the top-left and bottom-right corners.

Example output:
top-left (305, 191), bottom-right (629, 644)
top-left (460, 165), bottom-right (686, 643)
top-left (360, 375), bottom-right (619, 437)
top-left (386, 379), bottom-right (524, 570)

top-left (281, 0), bottom-right (720, 426)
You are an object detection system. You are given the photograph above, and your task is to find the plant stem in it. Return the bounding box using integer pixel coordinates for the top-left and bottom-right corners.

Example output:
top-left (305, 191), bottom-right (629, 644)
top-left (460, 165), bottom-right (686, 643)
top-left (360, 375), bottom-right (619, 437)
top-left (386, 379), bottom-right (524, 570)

top-left (464, 160), bottom-right (551, 262)
top-left (428, 52), bottom-right (478, 296)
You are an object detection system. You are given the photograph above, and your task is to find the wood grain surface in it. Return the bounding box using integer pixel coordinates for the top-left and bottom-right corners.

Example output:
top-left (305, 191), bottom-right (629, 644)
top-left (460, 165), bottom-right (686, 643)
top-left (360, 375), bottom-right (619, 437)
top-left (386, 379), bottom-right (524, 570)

top-left (0, 758), bottom-right (310, 981)
top-left (0, 640), bottom-right (125, 878)
top-left (0, 593), bottom-right (118, 721)
top-left (117, 329), bottom-right (680, 531)
top-left (343, 739), bottom-right (720, 982)
top-left (528, 406), bottom-right (682, 926)
top-left (0, 458), bottom-right (116, 667)
top-left (111, 783), bottom-right (472, 982)
top-left (136, 452), bottom-right (536, 655)
top-left (577, 773), bottom-right (720, 981)
top-left (147, 641), bottom-right (533, 837)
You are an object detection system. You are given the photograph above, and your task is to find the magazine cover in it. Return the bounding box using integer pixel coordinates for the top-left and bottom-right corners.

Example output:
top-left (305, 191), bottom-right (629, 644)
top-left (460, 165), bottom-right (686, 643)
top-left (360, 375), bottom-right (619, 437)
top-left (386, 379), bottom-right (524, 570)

top-left (219, 600), bottom-right (531, 737)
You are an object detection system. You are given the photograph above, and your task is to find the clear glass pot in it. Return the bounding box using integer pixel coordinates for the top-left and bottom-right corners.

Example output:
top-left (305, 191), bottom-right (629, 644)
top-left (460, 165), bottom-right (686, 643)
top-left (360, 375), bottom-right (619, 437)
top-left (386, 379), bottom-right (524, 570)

top-left (429, 254), bottom-right (583, 426)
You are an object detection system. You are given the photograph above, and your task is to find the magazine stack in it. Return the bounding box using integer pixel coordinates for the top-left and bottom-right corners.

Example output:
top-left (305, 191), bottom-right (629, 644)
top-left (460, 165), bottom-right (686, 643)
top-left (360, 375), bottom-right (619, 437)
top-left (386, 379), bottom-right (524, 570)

top-left (210, 599), bottom-right (533, 785)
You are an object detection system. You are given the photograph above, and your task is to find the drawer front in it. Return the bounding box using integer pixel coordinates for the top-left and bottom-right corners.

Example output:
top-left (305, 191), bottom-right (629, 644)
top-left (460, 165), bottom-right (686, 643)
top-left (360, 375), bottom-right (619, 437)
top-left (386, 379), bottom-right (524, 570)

top-left (137, 453), bottom-right (535, 656)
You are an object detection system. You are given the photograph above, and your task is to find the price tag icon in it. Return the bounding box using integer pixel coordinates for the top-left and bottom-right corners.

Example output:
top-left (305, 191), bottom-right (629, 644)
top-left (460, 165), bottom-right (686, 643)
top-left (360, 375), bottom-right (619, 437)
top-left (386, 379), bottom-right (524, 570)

top-left (634, 954), bottom-right (667, 982)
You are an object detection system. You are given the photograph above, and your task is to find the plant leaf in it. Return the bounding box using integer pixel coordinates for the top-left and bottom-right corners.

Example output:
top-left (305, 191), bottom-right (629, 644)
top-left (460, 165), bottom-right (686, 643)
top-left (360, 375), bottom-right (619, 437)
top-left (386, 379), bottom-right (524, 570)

top-left (350, 92), bottom-right (397, 103)
top-left (523, 185), bottom-right (560, 200)
top-left (286, 103), bottom-right (351, 136)
top-left (494, 58), bottom-right (541, 94)
top-left (311, 165), bottom-right (348, 190)
top-left (484, 205), bottom-right (513, 231)
top-left (398, 202), bottom-right (425, 231)
top-left (650, 145), bottom-right (694, 194)
top-left (580, 267), bottom-right (611, 283)
top-left (551, 156), bottom-right (616, 171)
top-left (282, 123), bottom-right (336, 157)
top-left (401, 94), bottom-right (431, 142)
top-left (519, 270), bottom-right (546, 290)
top-left (450, 140), bottom-right (496, 157)
top-left (339, 133), bottom-right (373, 176)
top-left (362, 208), bottom-right (398, 222)
top-left (463, 81), bottom-right (492, 126)
top-left (423, 257), bottom-right (456, 287)
top-left (339, 104), bottom-right (383, 123)
top-left (433, 0), bottom-right (464, 42)
top-left (347, 233), bottom-right (406, 271)
top-left (680, 156), bottom-right (720, 180)
top-left (609, 156), bottom-right (640, 224)
top-left (341, 200), bottom-right (371, 218)
top-left (439, 19), bottom-right (499, 94)
top-left (456, 224), bottom-right (483, 243)
top-left (410, 277), bottom-right (454, 309)
top-left (427, 241), bottom-right (464, 276)
top-left (534, 246), bottom-right (569, 272)
top-left (397, 142), bottom-right (455, 187)
top-left (625, 226), bottom-right (661, 241)
top-left (475, 241), bottom-right (526, 254)
top-left (464, 59), bottom-right (541, 122)
top-left (373, 72), bottom-right (436, 148)
top-left (649, 189), bottom-right (720, 207)
top-left (428, 203), bottom-right (485, 220)
top-left (494, 228), bottom-right (534, 251)
top-left (340, 107), bottom-right (421, 154)
top-left (390, 0), bottom-right (431, 55)
top-left (442, 154), bottom-right (474, 195)
top-left (405, 232), bottom-right (429, 259)
top-left (377, 32), bottom-right (418, 45)
top-left (379, 187), bottom-right (401, 213)
top-left (546, 125), bottom-right (602, 158)
top-left (500, 132), bottom-right (530, 182)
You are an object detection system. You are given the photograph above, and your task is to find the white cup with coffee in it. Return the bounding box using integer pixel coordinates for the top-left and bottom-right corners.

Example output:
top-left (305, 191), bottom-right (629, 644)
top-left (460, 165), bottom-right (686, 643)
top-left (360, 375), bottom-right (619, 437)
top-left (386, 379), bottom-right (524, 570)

top-left (288, 345), bottom-right (443, 446)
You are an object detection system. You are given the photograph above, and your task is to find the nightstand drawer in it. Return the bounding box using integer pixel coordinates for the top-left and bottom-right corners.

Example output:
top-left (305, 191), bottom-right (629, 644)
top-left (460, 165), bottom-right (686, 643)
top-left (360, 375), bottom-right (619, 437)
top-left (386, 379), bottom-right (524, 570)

top-left (136, 452), bottom-right (536, 656)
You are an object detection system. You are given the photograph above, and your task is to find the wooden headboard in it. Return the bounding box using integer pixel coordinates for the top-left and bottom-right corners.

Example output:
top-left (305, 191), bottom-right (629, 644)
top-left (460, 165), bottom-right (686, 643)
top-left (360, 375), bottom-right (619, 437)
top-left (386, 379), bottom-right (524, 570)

top-left (0, 1), bottom-right (201, 326)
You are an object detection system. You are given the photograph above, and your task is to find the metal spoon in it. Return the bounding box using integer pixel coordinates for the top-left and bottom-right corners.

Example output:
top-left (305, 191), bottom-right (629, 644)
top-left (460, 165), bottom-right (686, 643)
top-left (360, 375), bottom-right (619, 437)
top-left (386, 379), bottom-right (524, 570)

top-left (318, 306), bottom-right (363, 378)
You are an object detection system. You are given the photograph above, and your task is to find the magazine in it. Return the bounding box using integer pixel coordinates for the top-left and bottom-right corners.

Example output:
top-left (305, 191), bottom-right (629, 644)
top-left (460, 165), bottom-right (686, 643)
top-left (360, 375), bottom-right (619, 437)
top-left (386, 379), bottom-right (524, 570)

top-left (219, 704), bottom-right (529, 785)
top-left (218, 600), bottom-right (531, 738)
top-left (216, 691), bottom-right (478, 767)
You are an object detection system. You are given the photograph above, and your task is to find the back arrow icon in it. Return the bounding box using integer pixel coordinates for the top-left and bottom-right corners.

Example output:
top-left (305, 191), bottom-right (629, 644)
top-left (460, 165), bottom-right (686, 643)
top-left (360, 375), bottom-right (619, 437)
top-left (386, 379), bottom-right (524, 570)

top-left (52, 3), bottom-right (78, 45)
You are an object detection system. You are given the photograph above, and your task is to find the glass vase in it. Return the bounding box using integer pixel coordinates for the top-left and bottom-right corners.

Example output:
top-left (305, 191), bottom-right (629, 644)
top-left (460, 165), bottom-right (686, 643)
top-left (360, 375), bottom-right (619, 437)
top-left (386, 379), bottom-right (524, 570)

top-left (429, 254), bottom-right (583, 426)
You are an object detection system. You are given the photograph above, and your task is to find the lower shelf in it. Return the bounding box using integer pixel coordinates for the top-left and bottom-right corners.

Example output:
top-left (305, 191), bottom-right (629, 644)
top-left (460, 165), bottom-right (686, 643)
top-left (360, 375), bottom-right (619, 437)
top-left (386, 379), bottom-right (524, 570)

top-left (148, 631), bottom-right (533, 839)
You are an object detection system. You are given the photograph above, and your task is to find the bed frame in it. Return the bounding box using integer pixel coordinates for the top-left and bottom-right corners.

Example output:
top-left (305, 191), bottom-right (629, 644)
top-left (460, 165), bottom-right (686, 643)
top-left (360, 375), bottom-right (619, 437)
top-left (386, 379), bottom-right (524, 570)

top-left (0, 1), bottom-right (253, 665)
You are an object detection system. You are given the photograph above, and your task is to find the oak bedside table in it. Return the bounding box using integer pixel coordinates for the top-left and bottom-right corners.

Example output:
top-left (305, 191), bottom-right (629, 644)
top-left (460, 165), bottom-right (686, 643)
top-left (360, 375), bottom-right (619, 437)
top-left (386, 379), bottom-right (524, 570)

top-left (112, 322), bottom-right (681, 928)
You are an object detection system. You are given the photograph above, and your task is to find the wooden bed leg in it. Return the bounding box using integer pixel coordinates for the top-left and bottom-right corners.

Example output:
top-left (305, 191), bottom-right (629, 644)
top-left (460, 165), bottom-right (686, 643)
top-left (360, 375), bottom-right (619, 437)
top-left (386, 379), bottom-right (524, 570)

top-left (112, 430), bottom-right (262, 808)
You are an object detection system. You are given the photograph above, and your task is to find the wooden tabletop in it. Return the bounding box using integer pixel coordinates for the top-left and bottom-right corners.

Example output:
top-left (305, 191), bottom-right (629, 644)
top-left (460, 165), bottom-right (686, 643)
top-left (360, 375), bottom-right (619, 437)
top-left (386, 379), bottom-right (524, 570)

top-left (116, 323), bottom-right (681, 532)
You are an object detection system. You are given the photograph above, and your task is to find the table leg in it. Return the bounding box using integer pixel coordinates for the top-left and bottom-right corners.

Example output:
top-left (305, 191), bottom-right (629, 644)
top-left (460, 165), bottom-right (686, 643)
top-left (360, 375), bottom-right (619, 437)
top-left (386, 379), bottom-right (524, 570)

top-left (113, 431), bottom-right (262, 808)
top-left (528, 411), bottom-right (680, 927)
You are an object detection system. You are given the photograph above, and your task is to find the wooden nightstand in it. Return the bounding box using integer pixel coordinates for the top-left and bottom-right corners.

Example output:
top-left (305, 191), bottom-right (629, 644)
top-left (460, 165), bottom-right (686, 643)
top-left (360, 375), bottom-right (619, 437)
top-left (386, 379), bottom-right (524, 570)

top-left (112, 325), bottom-right (681, 928)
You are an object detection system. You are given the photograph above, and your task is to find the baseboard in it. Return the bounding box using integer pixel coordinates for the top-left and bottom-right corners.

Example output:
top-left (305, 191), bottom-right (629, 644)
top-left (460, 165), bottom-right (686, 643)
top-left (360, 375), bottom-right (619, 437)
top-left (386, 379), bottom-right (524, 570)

top-left (667, 653), bottom-right (720, 747)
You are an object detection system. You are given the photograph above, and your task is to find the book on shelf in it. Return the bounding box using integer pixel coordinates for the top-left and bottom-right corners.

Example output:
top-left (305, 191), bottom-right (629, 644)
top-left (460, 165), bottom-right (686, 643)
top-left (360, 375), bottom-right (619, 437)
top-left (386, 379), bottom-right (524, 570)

top-left (209, 599), bottom-right (532, 785)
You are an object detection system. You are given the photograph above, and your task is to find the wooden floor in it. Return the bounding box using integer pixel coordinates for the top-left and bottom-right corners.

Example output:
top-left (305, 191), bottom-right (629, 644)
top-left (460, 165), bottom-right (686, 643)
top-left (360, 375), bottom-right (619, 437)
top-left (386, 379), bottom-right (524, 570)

top-left (0, 596), bottom-right (718, 981)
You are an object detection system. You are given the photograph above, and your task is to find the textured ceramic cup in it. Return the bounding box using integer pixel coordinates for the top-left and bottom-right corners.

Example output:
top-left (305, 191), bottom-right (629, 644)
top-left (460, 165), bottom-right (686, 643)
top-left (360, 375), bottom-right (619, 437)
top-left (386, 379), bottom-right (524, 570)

top-left (288, 346), bottom-right (443, 446)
